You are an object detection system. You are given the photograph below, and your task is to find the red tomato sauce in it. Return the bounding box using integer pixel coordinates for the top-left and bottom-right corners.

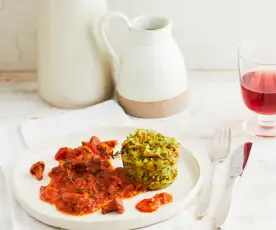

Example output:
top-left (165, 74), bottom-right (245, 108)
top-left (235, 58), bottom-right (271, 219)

top-left (136, 192), bottom-right (173, 213)
top-left (39, 136), bottom-right (146, 216)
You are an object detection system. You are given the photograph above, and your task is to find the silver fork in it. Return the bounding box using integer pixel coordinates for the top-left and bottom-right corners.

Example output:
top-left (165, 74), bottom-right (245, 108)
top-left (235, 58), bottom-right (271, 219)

top-left (196, 127), bottom-right (231, 219)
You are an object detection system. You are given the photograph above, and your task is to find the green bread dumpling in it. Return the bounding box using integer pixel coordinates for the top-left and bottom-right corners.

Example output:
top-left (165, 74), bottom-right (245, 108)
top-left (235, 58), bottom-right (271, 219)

top-left (121, 128), bottom-right (180, 190)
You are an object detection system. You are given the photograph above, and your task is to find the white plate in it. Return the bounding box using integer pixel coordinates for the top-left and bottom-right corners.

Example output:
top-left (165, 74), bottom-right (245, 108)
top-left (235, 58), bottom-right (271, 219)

top-left (12, 126), bottom-right (202, 230)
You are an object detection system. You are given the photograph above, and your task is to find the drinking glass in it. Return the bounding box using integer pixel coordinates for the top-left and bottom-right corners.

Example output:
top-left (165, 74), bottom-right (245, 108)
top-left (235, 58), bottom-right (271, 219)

top-left (239, 42), bottom-right (276, 137)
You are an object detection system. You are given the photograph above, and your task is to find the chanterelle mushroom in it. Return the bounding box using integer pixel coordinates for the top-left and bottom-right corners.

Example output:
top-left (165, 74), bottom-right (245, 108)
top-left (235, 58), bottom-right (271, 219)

top-left (101, 194), bottom-right (124, 214)
top-left (30, 161), bottom-right (45, 181)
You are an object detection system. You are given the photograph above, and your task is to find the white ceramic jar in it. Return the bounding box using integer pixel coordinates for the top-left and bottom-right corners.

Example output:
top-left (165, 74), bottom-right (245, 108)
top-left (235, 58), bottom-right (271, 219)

top-left (101, 12), bottom-right (188, 118)
top-left (38, 0), bottom-right (113, 109)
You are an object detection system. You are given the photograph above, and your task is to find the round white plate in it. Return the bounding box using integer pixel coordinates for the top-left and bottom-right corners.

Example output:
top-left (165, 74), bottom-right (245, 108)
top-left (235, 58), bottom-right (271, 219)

top-left (12, 126), bottom-right (202, 230)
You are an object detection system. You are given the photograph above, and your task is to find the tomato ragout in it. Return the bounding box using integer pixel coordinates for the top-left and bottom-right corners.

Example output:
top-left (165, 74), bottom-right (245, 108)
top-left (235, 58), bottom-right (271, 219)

top-left (37, 136), bottom-right (146, 216)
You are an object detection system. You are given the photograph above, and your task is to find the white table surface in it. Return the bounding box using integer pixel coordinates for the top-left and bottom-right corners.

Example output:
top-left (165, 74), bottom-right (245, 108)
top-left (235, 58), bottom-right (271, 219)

top-left (0, 71), bottom-right (265, 230)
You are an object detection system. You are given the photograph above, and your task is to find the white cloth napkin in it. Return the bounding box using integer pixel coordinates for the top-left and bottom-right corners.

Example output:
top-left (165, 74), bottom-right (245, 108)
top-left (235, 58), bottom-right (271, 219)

top-left (223, 139), bottom-right (276, 230)
top-left (0, 100), bottom-right (132, 230)
top-left (21, 100), bottom-right (132, 149)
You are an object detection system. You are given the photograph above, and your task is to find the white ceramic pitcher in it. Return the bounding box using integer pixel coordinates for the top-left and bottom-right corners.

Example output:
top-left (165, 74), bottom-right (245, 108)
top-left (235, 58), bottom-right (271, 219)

top-left (38, 0), bottom-right (114, 109)
top-left (101, 12), bottom-right (188, 118)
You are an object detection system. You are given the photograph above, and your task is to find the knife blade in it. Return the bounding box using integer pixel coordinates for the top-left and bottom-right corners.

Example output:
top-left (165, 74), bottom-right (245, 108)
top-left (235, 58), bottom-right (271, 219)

top-left (214, 142), bottom-right (253, 229)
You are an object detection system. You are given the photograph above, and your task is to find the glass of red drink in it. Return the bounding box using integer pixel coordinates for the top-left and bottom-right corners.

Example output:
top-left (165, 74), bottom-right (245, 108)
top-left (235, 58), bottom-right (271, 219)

top-left (239, 42), bottom-right (276, 137)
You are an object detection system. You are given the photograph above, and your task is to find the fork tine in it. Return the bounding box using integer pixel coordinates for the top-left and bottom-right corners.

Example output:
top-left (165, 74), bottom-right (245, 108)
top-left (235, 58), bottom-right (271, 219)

top-left (221, 127), bottom-right (230, 149)
top-left (213, 127), bottom-right (220, 146)
top-left (216, 127), bottom-right (223, 146)
top-left (227, 128), bottom-right (231, 150)
top-left (220, 127), bottom-right (225, 147)
top-left (224, 127), bottom-right (228, 147)
top-left (223, 127), bottom-right (228, 146)
top-left (214, 127), bottom-right (220, 138)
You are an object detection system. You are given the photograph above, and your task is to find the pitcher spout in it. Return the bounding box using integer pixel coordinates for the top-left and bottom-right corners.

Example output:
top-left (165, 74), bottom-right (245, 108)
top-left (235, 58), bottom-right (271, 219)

top-left (130, 15), bottom-right (173, 45)
top-left (131, 15), bottom-right (172, 32)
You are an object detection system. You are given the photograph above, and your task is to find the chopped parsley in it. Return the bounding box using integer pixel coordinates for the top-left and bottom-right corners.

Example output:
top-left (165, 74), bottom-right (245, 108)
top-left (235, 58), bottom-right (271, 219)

top-left (89, 194), bottom-right (94, 198)
top-left (84, 177), bottom-right (90, 183)
top-left (111, 151), bottom-right (120, 159)
top-left (64, 160), bottom-right (72, 169)
top-left (65, 160), bottom-right (71, 165)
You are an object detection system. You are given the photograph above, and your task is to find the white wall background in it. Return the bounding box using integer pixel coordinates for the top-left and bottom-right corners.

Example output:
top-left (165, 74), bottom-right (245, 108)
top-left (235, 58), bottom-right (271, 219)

top-left (0, 0), bottom-right (276, 71)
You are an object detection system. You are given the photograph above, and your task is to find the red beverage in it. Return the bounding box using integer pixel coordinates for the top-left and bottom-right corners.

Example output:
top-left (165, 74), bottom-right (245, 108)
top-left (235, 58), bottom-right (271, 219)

top-left (241, 69), bottom-right (276, 115)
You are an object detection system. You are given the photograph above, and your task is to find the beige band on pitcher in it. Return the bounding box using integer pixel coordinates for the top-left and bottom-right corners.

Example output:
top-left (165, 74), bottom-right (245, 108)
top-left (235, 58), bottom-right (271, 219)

top-left (117, 91), bottom-right (187, 118)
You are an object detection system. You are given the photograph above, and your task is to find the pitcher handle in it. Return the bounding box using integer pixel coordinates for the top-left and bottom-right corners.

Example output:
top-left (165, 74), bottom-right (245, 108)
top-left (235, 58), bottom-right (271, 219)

top-left (100, 11), bottom-right (131, 83)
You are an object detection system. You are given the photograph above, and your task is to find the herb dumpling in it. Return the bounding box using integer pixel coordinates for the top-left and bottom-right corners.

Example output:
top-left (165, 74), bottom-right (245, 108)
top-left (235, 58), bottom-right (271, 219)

top-left (121, 128), bottom-right (180, 190)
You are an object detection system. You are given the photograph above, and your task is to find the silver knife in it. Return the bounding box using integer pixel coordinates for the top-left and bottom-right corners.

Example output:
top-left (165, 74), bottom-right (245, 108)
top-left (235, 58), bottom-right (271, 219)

top-left (213, 143), bottom-right (252, 229)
